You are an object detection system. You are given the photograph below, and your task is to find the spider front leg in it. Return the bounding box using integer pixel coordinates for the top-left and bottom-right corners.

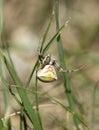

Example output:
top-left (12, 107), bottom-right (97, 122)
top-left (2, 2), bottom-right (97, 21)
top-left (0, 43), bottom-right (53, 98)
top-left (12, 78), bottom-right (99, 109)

top-left (53, 61), bottom-right (85, 73)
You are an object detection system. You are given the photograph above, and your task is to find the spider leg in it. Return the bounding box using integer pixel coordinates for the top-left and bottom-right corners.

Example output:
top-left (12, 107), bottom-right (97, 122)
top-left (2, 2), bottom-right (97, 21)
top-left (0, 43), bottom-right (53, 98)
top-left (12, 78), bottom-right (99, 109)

top-left (53, 61), bottom-right (64, 72)
top-left (54, 61), bottom-right (86, 73)
top-left (61, 65), bottom-right (86, 73)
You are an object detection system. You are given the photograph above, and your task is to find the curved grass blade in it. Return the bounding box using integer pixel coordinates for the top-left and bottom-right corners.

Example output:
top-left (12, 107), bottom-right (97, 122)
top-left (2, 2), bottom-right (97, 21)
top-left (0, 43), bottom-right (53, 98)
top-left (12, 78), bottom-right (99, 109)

top-left (0, 50), bottom-right (43, 130)
top-left (47, 95), bottom-right (90, 130)
top-left (43, 23), bottom-right (66, 54)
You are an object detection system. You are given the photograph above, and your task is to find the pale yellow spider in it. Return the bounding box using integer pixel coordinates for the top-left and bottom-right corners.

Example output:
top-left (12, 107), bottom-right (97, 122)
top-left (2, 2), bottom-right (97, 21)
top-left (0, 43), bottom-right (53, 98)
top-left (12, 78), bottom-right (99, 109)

top-left (36, 54), bottom-right (84, 82)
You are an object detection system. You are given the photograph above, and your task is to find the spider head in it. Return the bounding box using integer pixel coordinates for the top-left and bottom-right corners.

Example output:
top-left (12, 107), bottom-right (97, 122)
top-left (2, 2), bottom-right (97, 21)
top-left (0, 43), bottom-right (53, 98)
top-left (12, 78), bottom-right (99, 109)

top-left (39, 54), bottom-right (51, 65)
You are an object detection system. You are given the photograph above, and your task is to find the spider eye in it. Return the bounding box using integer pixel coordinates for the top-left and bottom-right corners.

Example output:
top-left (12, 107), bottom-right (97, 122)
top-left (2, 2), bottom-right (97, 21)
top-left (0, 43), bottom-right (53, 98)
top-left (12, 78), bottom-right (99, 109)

top-left (36, 65), bottom-right (57, 82)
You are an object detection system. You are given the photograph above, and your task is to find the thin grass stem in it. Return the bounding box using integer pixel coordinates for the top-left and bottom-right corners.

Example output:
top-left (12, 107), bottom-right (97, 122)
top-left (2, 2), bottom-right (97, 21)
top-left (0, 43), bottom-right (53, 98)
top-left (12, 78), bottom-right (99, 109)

top-left (91, 81), bottom-right (99, 130)
top-left (35, 77), bottom-right (43, 129)
top-left (55, 0), bottom-right (81, 129)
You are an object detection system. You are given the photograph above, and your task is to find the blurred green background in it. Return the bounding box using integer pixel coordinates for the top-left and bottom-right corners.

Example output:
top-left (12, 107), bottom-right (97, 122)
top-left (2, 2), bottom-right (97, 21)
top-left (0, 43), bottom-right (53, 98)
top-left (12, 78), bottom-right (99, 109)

top-left (0, 0), bottom-right (99, 129)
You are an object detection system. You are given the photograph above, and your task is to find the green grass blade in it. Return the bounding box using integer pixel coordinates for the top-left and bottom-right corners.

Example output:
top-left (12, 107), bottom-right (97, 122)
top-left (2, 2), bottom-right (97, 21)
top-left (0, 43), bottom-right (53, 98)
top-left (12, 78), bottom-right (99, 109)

top-left (0, 60), bottom-right (9, 109)
top-left (55, 0), bottom-right (74, 108)
top-left (25, 60), bottom-right (39, 88)
top-left (19, 110), bottom-right (27, 130)
top-left (0, 120), bottom-right (6, 130)
top-left (35, 77), bottom-right (43, 129)
top-left (8, 85), bottom-right (22, 106)
top-left (5, 118), bottom-right (12, 130)
top-left (20, 114), bottom-right (23, 130)
top-left (0, 0), bottom-right (3, 36)
top-left (43, 23), bottom-right (65, 54)
top-left (91, 81), bottom-right (99, 130)
top-left (0, 119), bottom-right (3, 129)
top-left (0, 59), bottom-right (12, 130)
top-left (1, 51), bottom-right (43, 130)
top-left (0, 117), bottom-right (12, 130)
top-left (47, 95), bottom-right (90, 129)
top-left (55, 0), bottom-right (81, 129)
top-left (22, 114), bottom-right (28, 130)
top-left (0, 61), bottom-right (22, 111)
top-left (40, 11), bottom-right (54, 53)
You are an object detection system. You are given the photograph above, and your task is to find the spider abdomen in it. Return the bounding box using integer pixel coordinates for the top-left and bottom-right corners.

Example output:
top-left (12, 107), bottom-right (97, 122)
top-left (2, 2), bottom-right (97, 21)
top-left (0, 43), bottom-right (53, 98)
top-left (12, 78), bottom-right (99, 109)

top-left (36, 64), bottom-right (57, 82)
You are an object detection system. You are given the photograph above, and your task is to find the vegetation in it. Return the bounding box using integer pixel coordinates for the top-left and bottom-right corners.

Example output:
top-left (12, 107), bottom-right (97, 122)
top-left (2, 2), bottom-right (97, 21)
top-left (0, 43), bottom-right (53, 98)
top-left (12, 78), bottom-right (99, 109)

top-left (0, 0), bottom-right (99, 130)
